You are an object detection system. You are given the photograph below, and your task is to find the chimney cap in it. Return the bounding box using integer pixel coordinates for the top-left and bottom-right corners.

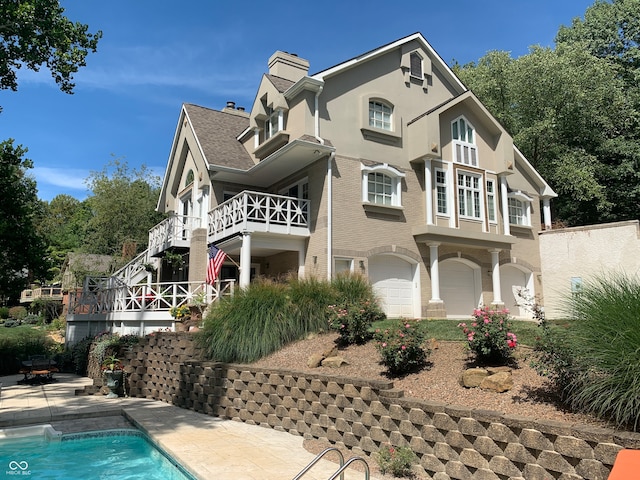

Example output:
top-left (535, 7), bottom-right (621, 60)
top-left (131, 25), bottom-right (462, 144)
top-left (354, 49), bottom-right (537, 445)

top-left (225, 101), bottom-right (236, 109)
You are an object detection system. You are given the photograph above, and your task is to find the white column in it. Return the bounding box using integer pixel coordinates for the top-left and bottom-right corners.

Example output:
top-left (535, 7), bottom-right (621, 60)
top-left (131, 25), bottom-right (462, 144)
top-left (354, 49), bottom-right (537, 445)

top-left (542, 197), bottom-right (552, 229)
top-left (253, 128), bottom-right (260, 149)
top-left (424, 159), bottom-right (433, 225)
top-left (500, 175), bottom-right (511, 236)
top-left (277, 109), bottom-right (284, 131)
top-left (428, 243), bottom-right (441, 301)
top-left (490, 249), bottom-right (502, 304)
top-left (240, 231), bottom-right (252, 288)
top-left (298, 248), bottom-right (305, 279)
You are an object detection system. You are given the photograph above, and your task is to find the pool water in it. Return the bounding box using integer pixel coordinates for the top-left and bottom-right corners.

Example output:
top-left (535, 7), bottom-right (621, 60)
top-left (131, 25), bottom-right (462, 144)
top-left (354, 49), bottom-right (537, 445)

top-left (0, 430), bottom-right (194, 479)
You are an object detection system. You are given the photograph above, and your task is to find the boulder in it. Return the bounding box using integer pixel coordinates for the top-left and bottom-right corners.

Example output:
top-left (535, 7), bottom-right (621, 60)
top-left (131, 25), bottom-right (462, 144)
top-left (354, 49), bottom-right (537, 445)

top-left (322, 356), bottom-right (348, 368)
top-left (487, 366), bottom-right (512, 374)
top-left (480, 371), bottom-right (514, 393)
top-left (460, 368), bottom-right (489, 388)
top-left (307, 353), bottom-right (325, 368)
top-left (322, 346), bottom-right (339, 358)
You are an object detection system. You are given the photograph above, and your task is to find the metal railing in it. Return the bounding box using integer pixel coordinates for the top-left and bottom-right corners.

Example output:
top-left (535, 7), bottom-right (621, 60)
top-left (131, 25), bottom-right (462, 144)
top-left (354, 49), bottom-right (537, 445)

top-left (292, 447), bottom-right (370, 480)
top-left (208, 191), bottom-right (309, 240)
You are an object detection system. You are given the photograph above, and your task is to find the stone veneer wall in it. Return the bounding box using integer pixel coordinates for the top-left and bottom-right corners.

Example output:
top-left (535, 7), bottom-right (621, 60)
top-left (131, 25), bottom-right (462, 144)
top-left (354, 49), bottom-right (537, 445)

top-left (90, 333), bottom-right (640, 480)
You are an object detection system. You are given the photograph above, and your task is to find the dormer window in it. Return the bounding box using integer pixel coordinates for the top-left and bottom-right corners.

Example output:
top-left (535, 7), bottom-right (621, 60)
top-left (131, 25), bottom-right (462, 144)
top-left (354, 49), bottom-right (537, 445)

top-left (369, 100), bottom-right (392, 131)
top-left (452, 117), bottom-right (478, 167)
top-left (410, 52), bottom-right (423, 79)
top-left (265, 107), bottom-right (282, 140)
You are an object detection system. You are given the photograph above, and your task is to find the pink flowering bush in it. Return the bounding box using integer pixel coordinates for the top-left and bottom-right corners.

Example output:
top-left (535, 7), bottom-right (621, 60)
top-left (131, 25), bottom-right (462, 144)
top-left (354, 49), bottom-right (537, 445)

top-left (374, 320), bottom-right (429, 375)
top-left (327, 300), bottom-right (385, 345)
top-left (458, 306), bottom-right (517, 364)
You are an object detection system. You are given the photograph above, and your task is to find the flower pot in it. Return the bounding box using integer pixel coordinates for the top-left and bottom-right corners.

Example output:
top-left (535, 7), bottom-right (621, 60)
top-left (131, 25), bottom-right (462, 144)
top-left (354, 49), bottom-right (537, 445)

top-left (103, 370), bottom-right (123, 398)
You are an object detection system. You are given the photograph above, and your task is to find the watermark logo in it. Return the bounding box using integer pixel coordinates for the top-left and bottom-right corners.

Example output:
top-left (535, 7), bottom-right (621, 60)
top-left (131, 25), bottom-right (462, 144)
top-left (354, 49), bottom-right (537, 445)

top-left (6, 460), bottom-right (31, 476)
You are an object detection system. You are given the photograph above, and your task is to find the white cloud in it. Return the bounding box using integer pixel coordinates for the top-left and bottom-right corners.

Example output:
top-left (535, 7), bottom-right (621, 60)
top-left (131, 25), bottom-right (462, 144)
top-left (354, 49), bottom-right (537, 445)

top-left (33, 167), bottom-right (90, 190)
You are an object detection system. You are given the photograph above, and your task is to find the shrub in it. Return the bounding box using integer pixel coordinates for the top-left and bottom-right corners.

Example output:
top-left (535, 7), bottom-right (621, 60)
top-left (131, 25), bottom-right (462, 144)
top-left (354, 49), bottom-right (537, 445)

top-left (331, 271), bottom-right (374, 304)
top-left (328, 299), bottom-right (385, 346)
top-left (8, 306), bottom-right (27, 320)
top-left (3, 319), bottom-right (19, 328)
top-left (374, 444), bottom-right (417, 477)
top-left (49, 316), bottom-right (66, 331)
top-left (0, 326), bottom-right (53, 375)
top-left (560, 274), bottom-right (640, 429)
top-left (375, 320), bottom-right (429, 375)
top-left (21, 314), bottom-right (41, 325)
top-left (458, 307), bottom-right (517, 365)
top-left (198, 279), bottom-right (296, 363)
top-left (287, 275), bottom-right (336, 335)
top-left (0, 307), bottom-right (9, 319)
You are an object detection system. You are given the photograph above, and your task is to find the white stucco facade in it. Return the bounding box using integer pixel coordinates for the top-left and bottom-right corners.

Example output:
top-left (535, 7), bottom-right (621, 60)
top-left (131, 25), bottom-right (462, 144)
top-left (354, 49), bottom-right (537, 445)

top-left (539, 220), bottom-right (640, 319)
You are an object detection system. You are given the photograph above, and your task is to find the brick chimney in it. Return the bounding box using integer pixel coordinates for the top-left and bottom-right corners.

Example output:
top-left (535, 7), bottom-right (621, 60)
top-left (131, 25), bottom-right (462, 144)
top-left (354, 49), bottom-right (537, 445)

top-left (268, 51), bottom-right (309, 82)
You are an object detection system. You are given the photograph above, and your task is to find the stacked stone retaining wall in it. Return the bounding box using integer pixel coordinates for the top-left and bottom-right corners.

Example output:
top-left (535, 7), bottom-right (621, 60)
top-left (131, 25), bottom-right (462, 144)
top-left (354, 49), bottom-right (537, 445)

top-left (87, 333), bottom-right (639, 480)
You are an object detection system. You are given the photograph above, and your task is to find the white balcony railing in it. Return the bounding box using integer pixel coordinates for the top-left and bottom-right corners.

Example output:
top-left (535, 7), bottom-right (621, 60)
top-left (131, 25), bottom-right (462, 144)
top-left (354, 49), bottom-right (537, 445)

top-left (148, 215), bottom-right (201, 256)
top-left (208, 191), bottom-right (309, 241)
top-left (68, 279), bottom-right (235, 316)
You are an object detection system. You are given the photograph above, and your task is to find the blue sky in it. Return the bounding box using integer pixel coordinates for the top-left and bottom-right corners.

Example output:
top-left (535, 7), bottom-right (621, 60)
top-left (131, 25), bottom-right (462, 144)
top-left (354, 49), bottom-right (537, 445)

top-left (0, 0), bottom-right (596, 201)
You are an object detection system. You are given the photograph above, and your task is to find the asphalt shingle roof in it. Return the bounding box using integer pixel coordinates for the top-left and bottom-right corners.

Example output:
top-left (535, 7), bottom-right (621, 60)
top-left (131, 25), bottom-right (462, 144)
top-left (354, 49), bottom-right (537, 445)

top-left (184, 104), bottom-right (254, 171)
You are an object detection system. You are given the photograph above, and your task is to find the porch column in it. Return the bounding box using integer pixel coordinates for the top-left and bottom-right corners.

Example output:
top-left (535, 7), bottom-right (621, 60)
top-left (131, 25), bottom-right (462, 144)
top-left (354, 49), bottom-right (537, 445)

top-left (499, 175), bottom-right (511, 236)
top-left (542, 197), bottom-right (552, 229)
top-left (424, 159), bottom-right (434, 225)
top-left (428, 242), bottom-right (441, 301)
top-left (489, 249), bottom-right (502, 305)
top-left (298, 247), bottom-right (306, 279)
top-left (240, 231), bottom-right (252, 288)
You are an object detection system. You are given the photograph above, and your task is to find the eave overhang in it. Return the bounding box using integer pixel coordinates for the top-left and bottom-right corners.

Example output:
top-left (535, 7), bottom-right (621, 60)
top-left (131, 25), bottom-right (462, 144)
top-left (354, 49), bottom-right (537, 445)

top-left (412, 224), bottom-right (516, 250)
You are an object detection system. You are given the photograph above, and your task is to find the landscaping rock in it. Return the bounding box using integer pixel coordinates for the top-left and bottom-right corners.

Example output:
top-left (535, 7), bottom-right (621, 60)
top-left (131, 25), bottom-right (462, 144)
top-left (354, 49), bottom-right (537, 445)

top-left (460, 368), bottom-right (489, 388)
top-left (322, 356), bottom-right (348, 368)
top-left (480, 371), bottom-right (514, 393)
top-left (307, 353), bottom-right (325, 368)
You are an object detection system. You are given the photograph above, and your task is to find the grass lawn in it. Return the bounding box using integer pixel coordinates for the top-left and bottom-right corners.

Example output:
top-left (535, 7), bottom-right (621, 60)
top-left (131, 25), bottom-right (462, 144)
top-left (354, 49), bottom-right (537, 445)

top-left (371, 318), bottom-right (571, 347)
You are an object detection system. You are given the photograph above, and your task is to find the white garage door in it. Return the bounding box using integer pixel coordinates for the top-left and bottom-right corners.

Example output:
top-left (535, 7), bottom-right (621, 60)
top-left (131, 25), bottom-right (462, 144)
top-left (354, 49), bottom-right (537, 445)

top-left (440, 261), bottom-right (477, 318)
top-left (500, 265), bottom-right (530, 318)
top-left (369, 255), bottom-right (414, 318)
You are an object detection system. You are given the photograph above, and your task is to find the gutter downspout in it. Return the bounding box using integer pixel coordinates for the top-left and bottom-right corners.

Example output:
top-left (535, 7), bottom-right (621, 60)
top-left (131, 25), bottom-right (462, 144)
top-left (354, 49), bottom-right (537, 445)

top-left (314, 85), bottom-right (333, 281)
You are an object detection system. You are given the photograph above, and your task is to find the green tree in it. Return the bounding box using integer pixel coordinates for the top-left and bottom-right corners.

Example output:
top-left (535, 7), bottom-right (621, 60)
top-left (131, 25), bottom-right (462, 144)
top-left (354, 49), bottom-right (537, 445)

top-left (456, 39), bottom-right (638, 225)
top-left (0, 0), bottom-right (102, 100)
top-left (37, 194), bottom-right (92, 279)
top-left (0, 140), bottom-right (50, 303)
top-left (83, 159), bottom-right (166, 256)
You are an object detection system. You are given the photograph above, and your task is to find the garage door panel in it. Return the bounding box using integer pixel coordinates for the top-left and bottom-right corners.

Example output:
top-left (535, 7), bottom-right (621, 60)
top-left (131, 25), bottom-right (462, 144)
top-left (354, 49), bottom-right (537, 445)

top-left (440, 261), bottom-right (477, 317)
top-left (369, 256), bottom-right (414, 318)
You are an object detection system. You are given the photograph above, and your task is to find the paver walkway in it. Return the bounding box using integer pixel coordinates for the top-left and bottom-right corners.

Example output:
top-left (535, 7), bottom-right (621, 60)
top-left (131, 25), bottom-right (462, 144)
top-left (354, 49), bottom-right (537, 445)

top-left (0, 373), bottom-right (376, 480)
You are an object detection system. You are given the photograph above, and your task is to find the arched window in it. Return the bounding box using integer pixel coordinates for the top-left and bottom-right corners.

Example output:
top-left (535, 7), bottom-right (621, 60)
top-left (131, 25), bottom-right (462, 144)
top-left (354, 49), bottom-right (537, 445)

top-left (508, 192), bottom-right (532, 226)
top-left (368, 100), bottom-right (392, 131)
top-left (452, 116), bottom-right (478, 166)
top-left (185, 169), bottom-right (194, 188)
top-left (361, 163), bottom-right (405, 207)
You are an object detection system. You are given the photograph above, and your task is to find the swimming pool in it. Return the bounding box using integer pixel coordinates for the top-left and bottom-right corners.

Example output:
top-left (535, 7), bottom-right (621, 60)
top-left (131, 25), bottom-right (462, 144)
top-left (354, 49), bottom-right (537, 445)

top-left (0, 428), bottom-right (195, 480)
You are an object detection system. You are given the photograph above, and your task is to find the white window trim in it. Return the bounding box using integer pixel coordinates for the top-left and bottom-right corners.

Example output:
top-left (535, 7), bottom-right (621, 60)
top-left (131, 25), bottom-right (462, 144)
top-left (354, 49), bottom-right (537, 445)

top-left (361, 163), bottom-right (405, 208)
top-left (434, 167), bottom-right (449, 217)
top-left (452, 116), bottom-right (478, 167)
top-left (486, 178), bottom-right (497, 224)
top-left (457, 170), bottom-right (484, 221)
top-left (368, 100), bottom-right (393, 131)
top-left (409, 51), bottom-right (423, 79)
top-left (279, 177), bottom-right (309, 199)
top-left (508, 191), bottom-right (533, 226)
top-left (334, 257), bottom-right (354, 275)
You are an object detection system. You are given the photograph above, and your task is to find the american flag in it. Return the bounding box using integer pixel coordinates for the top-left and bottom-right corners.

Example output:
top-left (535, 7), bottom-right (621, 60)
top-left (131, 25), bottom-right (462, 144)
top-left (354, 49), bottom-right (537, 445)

top-left (206, 245), bottom-right (227, 285)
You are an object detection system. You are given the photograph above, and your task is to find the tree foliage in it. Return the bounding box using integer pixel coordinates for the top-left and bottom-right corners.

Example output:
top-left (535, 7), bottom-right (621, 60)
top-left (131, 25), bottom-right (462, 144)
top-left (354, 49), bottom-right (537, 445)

top-left (83, 159), bottom-right (166, 256)
top-left (0, 140), bottom-right (50, 302)
top-left (454, 0), bottom-right (640, 226)
top-left (0, 0), bottom-right (102, 98)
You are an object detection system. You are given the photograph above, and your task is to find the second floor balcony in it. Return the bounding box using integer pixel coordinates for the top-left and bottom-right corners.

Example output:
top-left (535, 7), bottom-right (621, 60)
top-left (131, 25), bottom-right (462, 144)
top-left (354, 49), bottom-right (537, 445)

top-left (208, 191), bottom-right (310, 243)
top-left (147, 191), bottom-right (310, 257)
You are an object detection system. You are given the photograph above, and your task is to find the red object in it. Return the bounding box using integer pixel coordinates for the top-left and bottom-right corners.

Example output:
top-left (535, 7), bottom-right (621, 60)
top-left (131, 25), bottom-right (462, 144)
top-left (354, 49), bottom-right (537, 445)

top-left (608, 449), bottom-right (640, 480)
top-left (206, 245), bottom-right (227, 285)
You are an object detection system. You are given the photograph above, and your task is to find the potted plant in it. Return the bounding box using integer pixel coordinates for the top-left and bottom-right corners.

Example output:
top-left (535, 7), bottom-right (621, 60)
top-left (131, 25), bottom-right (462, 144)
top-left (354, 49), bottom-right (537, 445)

top-left (169, 304), bottom-right (190, 331)
top-left (101, 354), bottom-right (124, 398)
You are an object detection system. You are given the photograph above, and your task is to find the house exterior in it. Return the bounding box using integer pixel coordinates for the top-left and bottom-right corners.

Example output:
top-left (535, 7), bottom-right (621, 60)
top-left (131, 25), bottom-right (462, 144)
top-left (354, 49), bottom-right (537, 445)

top-left (539, 220), bottom-right (640, 319)
top-left (66, 33), bottom-right (555, 343)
